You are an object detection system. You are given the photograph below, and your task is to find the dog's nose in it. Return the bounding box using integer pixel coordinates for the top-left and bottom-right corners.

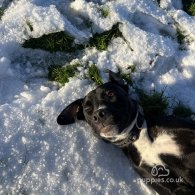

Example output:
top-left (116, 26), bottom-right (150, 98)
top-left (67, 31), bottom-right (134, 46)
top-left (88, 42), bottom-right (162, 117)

top-left (93, 109), bottom-right (106, 122)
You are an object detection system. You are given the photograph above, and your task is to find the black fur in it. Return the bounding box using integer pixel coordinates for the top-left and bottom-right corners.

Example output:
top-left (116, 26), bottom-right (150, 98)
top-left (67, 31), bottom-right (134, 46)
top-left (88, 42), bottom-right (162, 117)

top-left (57, 71), bottom-right (195, 195)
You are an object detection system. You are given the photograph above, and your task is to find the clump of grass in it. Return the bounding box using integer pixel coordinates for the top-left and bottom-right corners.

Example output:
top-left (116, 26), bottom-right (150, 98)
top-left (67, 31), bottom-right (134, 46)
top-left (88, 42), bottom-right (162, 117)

top-left (48, 63), bottom-right (80, 85)
top-left (88, 64), bottom-right (103, 85)
top-left (188, 3), bottom-right (195, 16)
top-left (182, 0), bottom-right (195, 16)
top-left (117, 65), bottom-right (136, 85)
top-left (120, 73), bottom-right (133, 85)
top-left (23, 31), bottom-right (75, 52)
top-left (89, 22), bottom-right (123, 51)
top-left (127, 65), bottom-right (136, 73)
top-left (22, 23), bottom-right (122, 53)
top-left (0, 8), bottom-right (4, 20)
top-left (176, 28), bottom-right (186, 44)
top-left (137, 89), bottom-right (169, 117)
top-left (99, 7), bottom-right (109, 18)
top-left (26, 20), bottom-right (33, 32)
top-left (173, 103), bottom-right (193, 117)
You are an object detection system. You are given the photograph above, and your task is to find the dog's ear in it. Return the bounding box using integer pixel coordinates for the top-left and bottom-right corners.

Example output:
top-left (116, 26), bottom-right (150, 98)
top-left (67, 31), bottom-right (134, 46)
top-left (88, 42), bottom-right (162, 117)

top-left (108, 70), bottom-right (128, 92)
top-left (57, 98), bottom-right (85, 125)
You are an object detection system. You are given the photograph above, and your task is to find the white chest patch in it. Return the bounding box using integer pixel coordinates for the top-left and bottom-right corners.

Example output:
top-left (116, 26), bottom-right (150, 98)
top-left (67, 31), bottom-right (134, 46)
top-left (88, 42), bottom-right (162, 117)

top-left (133, 124), bottom-right (182, 166)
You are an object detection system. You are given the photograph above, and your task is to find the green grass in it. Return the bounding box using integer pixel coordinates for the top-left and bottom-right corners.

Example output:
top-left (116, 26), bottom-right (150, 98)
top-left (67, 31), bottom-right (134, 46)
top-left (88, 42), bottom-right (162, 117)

top-left (137, 89), bottom-right (169, 117)
top-left (117, 65), bottom-right (136, 85)
top-left (89, 23), bottom-right (122, 51)
top-left (48, 63), bottom-right (103, 86)
top-left (182, 0), bottom-right (195, 16)
top-left (48, 63), bottom-right (80, 85)
top-left (99, 7), bottom-right (109, 18)
top-left (173, 103), bottom-right (193, 117)
top-left (120, 73), bottom-right (133, 85)
top-left (88, 64), bottom-right (103, 85)
top-left (22, 23), bottom-right (122, 53)
top-left (23, 31), bottom-right (75, 52)
top-left (188, 3), bottom-right (195, 16)
top-left (176, 28), bottom-right (186, 44)
top-left (0, 8), bottom-right (4, 20)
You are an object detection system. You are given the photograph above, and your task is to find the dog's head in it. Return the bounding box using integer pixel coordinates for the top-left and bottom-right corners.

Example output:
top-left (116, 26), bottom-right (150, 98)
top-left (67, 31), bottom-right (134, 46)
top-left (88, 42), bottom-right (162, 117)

top-left (57, 71), bottom-right (138, 142)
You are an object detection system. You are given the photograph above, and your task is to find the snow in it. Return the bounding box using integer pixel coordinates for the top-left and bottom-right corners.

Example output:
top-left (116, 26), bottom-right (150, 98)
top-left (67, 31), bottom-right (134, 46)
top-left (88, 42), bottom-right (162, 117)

top-left (1, 0), bottom-right (195, 194)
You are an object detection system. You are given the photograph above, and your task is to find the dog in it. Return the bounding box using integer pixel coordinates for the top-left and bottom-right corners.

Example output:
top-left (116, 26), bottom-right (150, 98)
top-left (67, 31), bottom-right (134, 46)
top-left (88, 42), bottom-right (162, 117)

top-left (57, 71), bottom-right (195, 195)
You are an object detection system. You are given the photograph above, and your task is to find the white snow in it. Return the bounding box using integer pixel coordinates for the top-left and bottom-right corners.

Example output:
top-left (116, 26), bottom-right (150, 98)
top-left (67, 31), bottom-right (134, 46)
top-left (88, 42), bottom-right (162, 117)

top-left (1, 0), bottom-right (195, 194)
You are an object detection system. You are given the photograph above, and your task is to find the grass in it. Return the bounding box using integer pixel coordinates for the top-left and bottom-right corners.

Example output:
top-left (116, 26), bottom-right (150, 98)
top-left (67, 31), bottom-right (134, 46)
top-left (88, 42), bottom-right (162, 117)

top-left (127, 65), bottom-right (136, 73)
top-left (173, 103), bottom-right (193, 117)
top-left (176, 28), bottom-right (186, 44)
top-left (182, 0), bottom-right (195, 16)
top-left (26, 20), bottom-right (33, 32)
top-left (188, 3), bottom-right (195, 16)
top-left (0, 8), bottom-right (4, 20)
top-left (22, 23), bottom-right (122, 52)
top-left (176, 28), bottom-right (187, 50)
top-left (99, 7), bottom-right (109, 18)
top-left (119, 65), bottom-right (136, 85)
top-left (137, 89), bottom-right (169, 117)
top-left (120, 73), bottom-right (132, 85)
top-left (88, 64), bottom-right (103, 85)
top-left (23, 31), bottom-right (75, 52)
top-left (89, 22), bottom-right (123, 51)
top-left (48, 63), bottom-right (81, 85)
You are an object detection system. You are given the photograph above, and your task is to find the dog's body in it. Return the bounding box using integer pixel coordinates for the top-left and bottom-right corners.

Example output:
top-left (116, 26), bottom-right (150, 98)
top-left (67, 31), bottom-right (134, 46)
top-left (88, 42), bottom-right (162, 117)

top-left (57, 71), bottom-right (195, 195)
top-left (124, 116), bottom-right (195, 194)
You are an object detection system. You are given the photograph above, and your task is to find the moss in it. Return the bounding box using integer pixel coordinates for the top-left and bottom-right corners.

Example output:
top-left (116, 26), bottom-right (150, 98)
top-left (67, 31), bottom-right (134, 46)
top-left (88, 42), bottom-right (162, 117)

top-left (173, 103), bottom-right (193, 117)
top-left (182, 0), bottom-right (195, 16)
top-left (48, 63), bottom-right (80, 85)
top-left (23, 31), bottom-right (75, 52)
top-left (138, 89), bottom-right (168, 117)
top-left (88, 64), bottom-right (103, 85)
top-left (89, 22), bottom-right (122, 51)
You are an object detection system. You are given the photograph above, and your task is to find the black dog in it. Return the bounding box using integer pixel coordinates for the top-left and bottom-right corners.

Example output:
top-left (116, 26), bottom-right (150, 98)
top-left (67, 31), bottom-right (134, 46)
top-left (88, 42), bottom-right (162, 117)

top-left (57, 71), bottom-right (195, 195)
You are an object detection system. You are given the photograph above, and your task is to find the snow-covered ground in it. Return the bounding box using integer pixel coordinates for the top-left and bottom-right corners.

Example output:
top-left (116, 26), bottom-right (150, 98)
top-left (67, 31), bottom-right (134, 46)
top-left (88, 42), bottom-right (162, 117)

top-left (1, 0), bottom-right (195, 194)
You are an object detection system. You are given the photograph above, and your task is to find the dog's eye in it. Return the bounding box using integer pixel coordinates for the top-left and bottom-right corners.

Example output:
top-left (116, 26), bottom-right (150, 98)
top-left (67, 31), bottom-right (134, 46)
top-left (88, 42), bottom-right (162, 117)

top-left (106, 90), bottom-right (115, 97)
